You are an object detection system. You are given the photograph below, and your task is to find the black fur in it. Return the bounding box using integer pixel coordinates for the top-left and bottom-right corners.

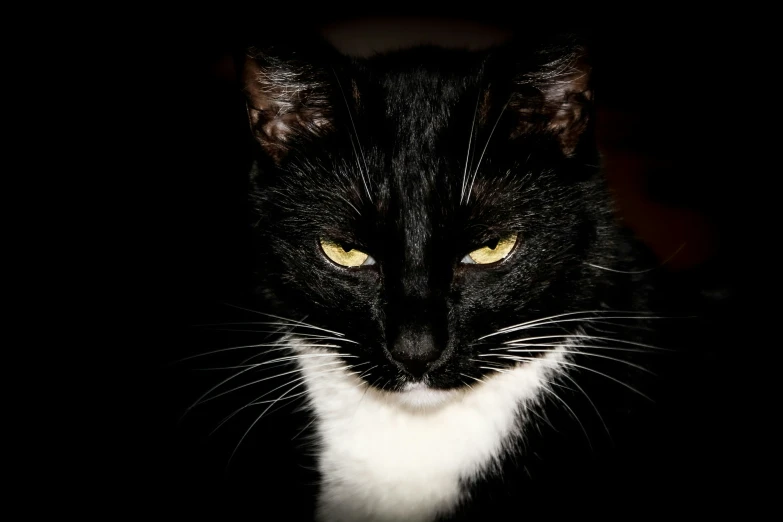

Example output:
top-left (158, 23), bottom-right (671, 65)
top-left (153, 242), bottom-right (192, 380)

top-left (244, 36), bottom-right (645, 390)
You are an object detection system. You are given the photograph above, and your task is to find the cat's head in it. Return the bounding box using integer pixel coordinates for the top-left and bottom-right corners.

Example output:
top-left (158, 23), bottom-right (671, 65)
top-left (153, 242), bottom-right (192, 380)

top-left (242, 35), bottom-right (625, 403)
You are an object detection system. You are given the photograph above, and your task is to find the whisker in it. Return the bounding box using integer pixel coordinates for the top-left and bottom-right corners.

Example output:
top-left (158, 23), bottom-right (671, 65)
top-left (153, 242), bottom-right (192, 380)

top-left (180, 364), bottom-right (258, 423)
top-left (586, 243), bottom-right (686, 274)
top-left (501, 333), bottom-right (671, 352)
top-left (523, 318), bottom-right (659, 334)
top-left (245, 389), bottom-right (311, 406)
top-left (470, 358), bottom-right (505, 370)
top-left (194, 354), bottom-right (351, 371)
top-left (214, 362), bottom-right (364, 436)
top-left (348, 134), bottom-right (371, 201)
top-left (465, 96), bottom-right (512, 204)
top-left (481, 353), bottom-right (652, 402)
top-left (459, 372), bottom-right (488, 386)
top-left (485, 315), bottom-right (681, 339)
top-left (254, 362), bottom-right (370, 408)
top-left (541, 381), bottom-right (591, 449)
top-left (502, 343), bottom-right (662, 354)
top-left (199, 357), bottom-right (354, 405)
top-left (483, 309), bottom-right (667, 338)
top-left (332, 68), bottom-right (372, 202)
top-left (194, 321), bottom-right (352, 336)
top-left (182, 354), bottom-right (353, 420)
top-left (173, 343), bottom-right (298, 365)
top-left (560, 372), bottom-right (611, 440)
top-left (350, 375), bottom-right (383, 422)
top-left (175, 336), bottom-right (359, 364)
top-left (461, 87), bottom-right (482, 200)
top-left (227, 379), bottom-right (307, 469)
top-left (499, 348), bottom-right (655, 375)
top-left (334, 192), bottom-right (362, 217)
top-left (479, 366), bottom-right (508, 374)
top-left (292, 417), bottom-right (318, 442)
top-left (351, 364), bottom-right (378, 380)
top-left (197, 329), bottom-right (358, 342)
top-left (458, 376), bottom-right (476, 392)
top-left (237, 345), bottom-right (294, 366)
top-left (219, 304), bottom-right (347, 337)
top-left (524, 402), bottom-right (557, 433)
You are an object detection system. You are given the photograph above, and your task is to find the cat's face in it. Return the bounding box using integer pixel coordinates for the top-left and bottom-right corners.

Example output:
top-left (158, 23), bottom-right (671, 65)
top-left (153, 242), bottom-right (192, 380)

top-left (245, 38), bottom-right (618, 397)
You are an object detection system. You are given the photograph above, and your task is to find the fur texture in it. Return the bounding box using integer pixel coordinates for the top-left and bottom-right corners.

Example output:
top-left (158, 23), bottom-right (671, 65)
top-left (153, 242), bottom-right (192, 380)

top-left (196, 34), bottom-right (692, 520)
top-left (294, 343), bottom-right (566, 521)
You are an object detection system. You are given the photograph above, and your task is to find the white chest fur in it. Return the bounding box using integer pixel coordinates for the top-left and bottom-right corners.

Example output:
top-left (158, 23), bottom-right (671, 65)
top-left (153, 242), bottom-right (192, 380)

top-left (295, 347), bottom-right (565, 522)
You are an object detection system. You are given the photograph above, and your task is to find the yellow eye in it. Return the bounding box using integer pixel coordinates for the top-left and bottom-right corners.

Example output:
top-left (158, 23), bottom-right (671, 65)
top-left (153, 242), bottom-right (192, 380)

top-left (463, 234), bottom-right (518, 265)
top-left (320, 238), bottom-right (375, 267)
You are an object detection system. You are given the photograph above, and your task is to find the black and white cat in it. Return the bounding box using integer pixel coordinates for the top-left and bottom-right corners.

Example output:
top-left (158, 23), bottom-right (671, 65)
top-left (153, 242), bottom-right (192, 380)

top-left (178, 32), bottom-right (727, 521)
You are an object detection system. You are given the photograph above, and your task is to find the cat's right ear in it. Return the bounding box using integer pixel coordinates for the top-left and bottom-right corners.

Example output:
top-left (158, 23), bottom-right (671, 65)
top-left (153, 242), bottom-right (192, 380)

top-left (242, 41), bottom-right (338, 164)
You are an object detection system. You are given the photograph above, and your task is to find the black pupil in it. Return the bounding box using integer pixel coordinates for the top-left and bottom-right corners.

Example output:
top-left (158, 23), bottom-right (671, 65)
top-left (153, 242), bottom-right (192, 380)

top-left (486, 237), bottom-right (500, 250)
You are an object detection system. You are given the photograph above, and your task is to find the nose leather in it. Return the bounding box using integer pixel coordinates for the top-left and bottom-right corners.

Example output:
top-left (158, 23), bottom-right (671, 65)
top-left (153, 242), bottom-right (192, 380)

top-left (389, 324), bottom-right (442, 378)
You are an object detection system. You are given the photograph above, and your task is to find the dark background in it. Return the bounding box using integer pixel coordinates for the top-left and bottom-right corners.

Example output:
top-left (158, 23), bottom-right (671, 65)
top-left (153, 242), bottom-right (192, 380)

top-left (100, 11), bottom-right (756, 518)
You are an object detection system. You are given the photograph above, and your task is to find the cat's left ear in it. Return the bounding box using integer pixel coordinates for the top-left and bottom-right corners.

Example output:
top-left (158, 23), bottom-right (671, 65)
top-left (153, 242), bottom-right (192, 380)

top-left (242, 41), bottom-right (338, 163)
top-left (504, 36), bottom-right (593, 157)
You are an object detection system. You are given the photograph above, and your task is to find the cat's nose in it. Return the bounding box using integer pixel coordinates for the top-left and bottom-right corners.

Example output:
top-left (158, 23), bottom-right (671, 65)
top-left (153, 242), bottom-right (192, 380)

top-left (388, 327), bottom-right (442, 379)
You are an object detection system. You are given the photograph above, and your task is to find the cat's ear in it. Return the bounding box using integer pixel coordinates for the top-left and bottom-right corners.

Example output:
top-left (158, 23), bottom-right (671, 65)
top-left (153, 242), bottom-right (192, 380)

top-left (242, 42), bottom-right (337, 163)
top-left (498, 36), bottom-right (593, 157)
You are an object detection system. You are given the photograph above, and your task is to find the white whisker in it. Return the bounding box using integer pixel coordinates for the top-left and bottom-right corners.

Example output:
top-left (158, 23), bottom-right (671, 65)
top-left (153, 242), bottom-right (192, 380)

top-left (499, 348), bottom-right (654, 374)
top-left (352, 364), bottom-right (378, 380)
top-left (348, 374), bottom-right (384, 424)
top-left (214, 362), bottom-right (363, 436)
top-left (201, 329), bottom-right (358, 342)
top-left (481, 353), bottom-right (652, 402)
top-left (484, 315), bottom-right (678, 339)
top-left (292, 417), bottom-right (318, 442)
top-left (479, 365), bottom-right (509, 374)
top-left (502, 342), bottom-right (660, 354)
top-left (227, 379), bottom-right (307, 468)
top-left (182, 353), bottom-right (355, 420)
top-left (482, 309), bottom-right (666, 339)
top-left (561, 372), bottom-right (611, 439)
top-left (502, 333), bottom-right (670, 352)
top-left (586, 242), bottom-right (686, 274)
top-left (175, 342), bottom-right (296, 364)
top-left (493, 332), bottom-right (668, 351)
top-left (332, 68), bottom-right (372, 202)
top-left (461, 87), bottom-right (482, 200)
top-left (459, 372), bottom-right (488, 386)
top-left (199, 357), bottom-right (353, 405)
top-left (541, 381), bottom-right (591, 449)
top-left (465, 96), bottom-right (511, 204)
top-left (219, 304), bottom-right (347, 337)
top-left (196, 320), bottom-right (351, 336)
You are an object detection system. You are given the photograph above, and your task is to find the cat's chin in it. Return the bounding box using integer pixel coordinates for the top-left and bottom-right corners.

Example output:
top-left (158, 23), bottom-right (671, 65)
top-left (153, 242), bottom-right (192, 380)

top-left (385, 381), bottom-right (464, 411)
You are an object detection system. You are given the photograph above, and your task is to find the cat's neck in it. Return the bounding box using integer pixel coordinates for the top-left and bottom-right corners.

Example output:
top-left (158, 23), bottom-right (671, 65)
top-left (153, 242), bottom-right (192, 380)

top-left (294, 344), bottom-right (566, 522)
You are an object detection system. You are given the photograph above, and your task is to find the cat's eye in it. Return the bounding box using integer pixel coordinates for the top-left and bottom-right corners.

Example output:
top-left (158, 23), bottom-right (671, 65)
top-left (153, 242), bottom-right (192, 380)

top-left (320, 238), bottom-right (376, 267)
top-left (461, 234), bottom-right (518, 265)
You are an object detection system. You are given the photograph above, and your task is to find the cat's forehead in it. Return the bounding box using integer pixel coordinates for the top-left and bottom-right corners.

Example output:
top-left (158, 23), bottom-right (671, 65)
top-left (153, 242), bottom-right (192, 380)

top-left (248, 41), bottom-right (593, 229)
top-left (351, 57), bottom-right (487, 194)
top-left (369, 55), bottom-right (480, 111)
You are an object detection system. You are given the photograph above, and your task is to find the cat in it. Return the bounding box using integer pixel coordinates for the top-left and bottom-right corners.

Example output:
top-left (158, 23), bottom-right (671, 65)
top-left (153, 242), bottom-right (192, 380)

top-left (175, 31), bottom-right (728, 521)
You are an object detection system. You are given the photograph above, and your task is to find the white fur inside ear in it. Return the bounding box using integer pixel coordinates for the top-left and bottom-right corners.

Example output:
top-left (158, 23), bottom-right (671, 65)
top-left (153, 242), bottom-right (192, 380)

top-left (243, 56), bottom-right (333, 162)
top-left (294, 344), bottom-right (565, 522)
